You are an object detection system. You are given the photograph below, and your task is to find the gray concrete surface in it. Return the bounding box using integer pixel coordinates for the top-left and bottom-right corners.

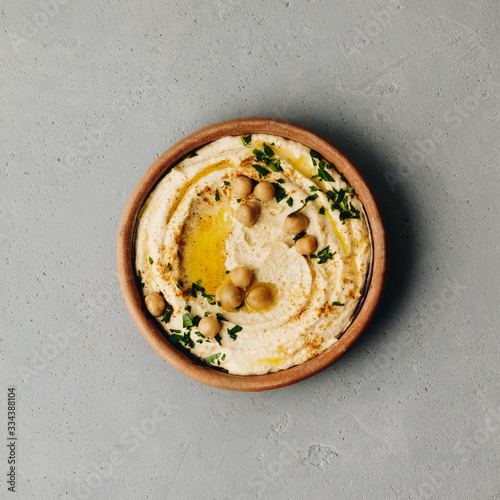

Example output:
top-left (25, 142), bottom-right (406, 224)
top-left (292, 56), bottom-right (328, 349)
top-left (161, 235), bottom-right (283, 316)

top-left (1, 0), bottom-right (499, 499)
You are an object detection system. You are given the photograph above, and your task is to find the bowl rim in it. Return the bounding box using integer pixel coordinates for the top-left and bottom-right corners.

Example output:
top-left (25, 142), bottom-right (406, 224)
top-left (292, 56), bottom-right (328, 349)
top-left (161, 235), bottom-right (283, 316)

top-left (117, 117), bottom-right (387, 391)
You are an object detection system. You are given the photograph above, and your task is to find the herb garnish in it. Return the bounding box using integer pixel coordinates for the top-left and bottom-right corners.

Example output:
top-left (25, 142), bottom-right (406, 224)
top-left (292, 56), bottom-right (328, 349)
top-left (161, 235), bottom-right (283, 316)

top-left (287, 194), bottom-right (319, 217)
top-left (293, 231), bottom-right (306, 243)
top-left (263, 143), bottom-right (274, 157)
top-left (170, 330), bottom-right (194, 348)
top-left (215, 189), bottom-right (220, 202)
top-left (319, 206), bottom-right (325, 215)
top-left (148, 257), bottom-right (154, 265)
top-left (310, 246), bottom-right (336, 264)
top-left (216, 313), bottom-right (228, 322)
top-left (252, 164), bottom-right (270, 177)
top-left (273, 182), bottom-right (287, 203)
top-left (160, 302), bottom-right (174, 323)
top-left (227, 325), bottom-right (242, 341)
top-left (188, 151), bottom-right (198, 158)
top-left (276, 178), bottom-right (285, 184)
top-left (182, 313), bottom-right (193, 328)
top-left (223, 180), bottom-right (230, 186)
top-left (325, 188), bottom-right (360, 222)
top-left (241, 134), bottom-right (252, 146)
top-left (310, 149), bottom-right (321, 166)
top-left (332, 301), bottom-right (345, 306)
top-left (312, 165), bottom-right (335, 183)
top-left (205, 353), bottom-right (221, 364)
top-left (137, 270), bottom-right (145, 288)
top-left (166, 263), bottom-right (172, 273)
top-left (286, 197), bottom-right (293, 207)
top-left (176, 280), bottom-right (183, 290)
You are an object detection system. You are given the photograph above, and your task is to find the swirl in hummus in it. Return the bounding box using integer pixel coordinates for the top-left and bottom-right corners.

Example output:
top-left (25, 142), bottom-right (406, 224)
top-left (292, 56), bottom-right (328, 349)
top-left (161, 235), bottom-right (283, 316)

top-left (135, 134), bottom-right (372, 375)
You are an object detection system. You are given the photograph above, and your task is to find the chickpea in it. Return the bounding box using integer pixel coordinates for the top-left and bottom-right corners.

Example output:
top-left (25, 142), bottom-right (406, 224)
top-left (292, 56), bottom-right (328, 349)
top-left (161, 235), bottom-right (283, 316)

top-left (220, 282), bottom-right (245, 309)
top-left (295, 235), bottom-right (317, 255)
top-left (198, 316), bottom-right (220, 338)
top-left (283, 213), bottom-right (309, 235)
top-left (254, 181), bottom-right (275, 202)
top-left (246, 286), bottom-right (273, 309)
top-left (233, 176), bottom-right (253, 199)
top-left (230, 266), bottom-right (253, 289)
top-left (235, 201), bottom-right (259, 228)
top-left (144, 293), bottom-right (166, 317)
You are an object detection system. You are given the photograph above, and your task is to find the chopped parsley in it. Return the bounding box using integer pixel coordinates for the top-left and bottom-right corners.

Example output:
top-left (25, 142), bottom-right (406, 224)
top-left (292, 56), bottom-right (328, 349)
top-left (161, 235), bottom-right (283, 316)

top-left (137, 270), bottom-right (145, 288)
top-left (188, 151), bottom-right (198, 158)
top-left (286, 197), bottom-right (293, 207)
top-left (215, 189), bottom-right (220, 201)
top-left (223, 180), bottom-right (230, 186)
top-left (252, 164), bottom-right (270, 177)
top-left (287, 194), bottom-right (319, 217)
top-left (205, 352), bottom-right (221, 364)
top-left (309, 185), bottom-right (320, 192)
top-left (216, 313), bottom-right (228, 322)
top-left (204, 311), bottom-right (210, 317)
top-left (319, 206), bottom-right (325, 215)
top-left (312, 165), bottom-right (335, 183)
top-left (310, 149), bottom-right (321, 166)
top-left (170, 330), bottom-right (194, 348)
top-left (227, 325), bottom-right (242, 341)
top-left (241, 134), bottom-right (252, 146)
top-left (182, 313), bottom-right (193, 328)
top-left (176, 280), bottom-right (183, 290)
top-left (326, 188), bottom-right (360, 222)
top-left (263, 143), bottom-right (274, 157)
top-left (160, 302), bottom-right (174, 324)
top-left (310, 246), bottom-right (336, 264)
top-left (273, 182), bottom-right (287, 203)
top-left (276, 178), bottom-right (285, 184)
top-left (293, 231), bottom-right (306, 243)
top-left (332, 301), bottom-right (345, 306)
top-left (166, 263), bottom-right (172, 273)
top-left (148, 257), bottom-right (154, 265)
top-left (221, 353), bottom-right (226, 361)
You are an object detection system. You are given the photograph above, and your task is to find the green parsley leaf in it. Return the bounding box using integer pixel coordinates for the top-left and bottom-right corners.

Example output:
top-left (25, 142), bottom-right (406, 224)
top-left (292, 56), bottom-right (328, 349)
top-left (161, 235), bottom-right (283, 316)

top-left (215, 189), bottom-right (220, 202)
top-left (221, 353), bottom-right (226, 361)
top-left (287, 194), bottom-right (319, 217)
top-left (214, 333), bottom-right (222, 344)
top-left (228, 325), bottom-right (242, 341)
top-left (332, 301), bottom-right (345, 306)
top-left (166, 263), bottom-right (172, 273)
top-left (176, 280), bottom-right (183, 290)
top-left (137, 270), bottom-right (145, 288)
top-left (204, 311), bottom-right (210, 317)
top-left (216, 313), bottom-right (228, 322)
top-left (148, 257), bottom-right (154, 265)
top-left (160, 302), bottom-right (174, 323)
top-left (273, 182), bottom-right (287, 203)
top-left (223, 180), bottom-right (230, 186)
top-left (319, 206), bottom-right (325, 215)
top-left (263, 143), bottom-right (275, 157)
top-left (293, 231), bottom-right (306, 243)
top-left (188, 151), bottom-right (198, 158)
top-left (310, 246), bottom-right (336, 264)
top-left (310, 149), bottom-right (321, 166)
top-left (183, 313), bottom-right (193, 328)
top-left (241, 134), bottom-right (252, 146)
top-left (286, 197), bottom-right (293, 207)
top-left (170, 334), bottom-right (183, 343)
top-left (205, 353), bottom-right (221, 364)
top-left (309, 186), bottom-right (320, 192)
top-left (276, 178), bottom-right (285, 184)
top-left (252, 164), bottom-right (270, 177)
top-left (192, 315), bottom-right (201, 327)
top-left (312, 167), bottom-right (335, 183)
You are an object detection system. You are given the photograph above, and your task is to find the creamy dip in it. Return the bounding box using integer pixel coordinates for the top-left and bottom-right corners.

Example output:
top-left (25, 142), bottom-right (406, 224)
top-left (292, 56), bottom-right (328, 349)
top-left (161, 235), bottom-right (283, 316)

top-left (135, 134), bottom-right (371, 375)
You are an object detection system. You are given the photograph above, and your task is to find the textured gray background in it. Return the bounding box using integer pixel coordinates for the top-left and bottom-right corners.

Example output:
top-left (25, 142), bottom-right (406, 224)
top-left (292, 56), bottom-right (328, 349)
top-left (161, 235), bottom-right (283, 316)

top-left (1, 0), bottom-right (499, 499)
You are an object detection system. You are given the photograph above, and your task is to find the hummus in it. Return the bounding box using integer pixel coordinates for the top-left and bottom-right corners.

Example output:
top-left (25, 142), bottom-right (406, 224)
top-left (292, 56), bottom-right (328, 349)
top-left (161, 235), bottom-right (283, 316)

top-left (135, 134), bottom-right (372, 375)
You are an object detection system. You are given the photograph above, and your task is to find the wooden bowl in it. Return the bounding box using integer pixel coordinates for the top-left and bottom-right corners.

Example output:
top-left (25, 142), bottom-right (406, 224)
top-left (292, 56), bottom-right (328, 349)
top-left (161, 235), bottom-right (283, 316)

top-left (117, 118), bottom-right (386, 391)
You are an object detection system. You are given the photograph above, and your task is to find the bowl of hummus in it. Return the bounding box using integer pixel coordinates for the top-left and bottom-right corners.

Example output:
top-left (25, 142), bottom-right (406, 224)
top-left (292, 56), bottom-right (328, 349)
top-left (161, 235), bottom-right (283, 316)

top-left (117, 118), bottom-right (386, 391)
